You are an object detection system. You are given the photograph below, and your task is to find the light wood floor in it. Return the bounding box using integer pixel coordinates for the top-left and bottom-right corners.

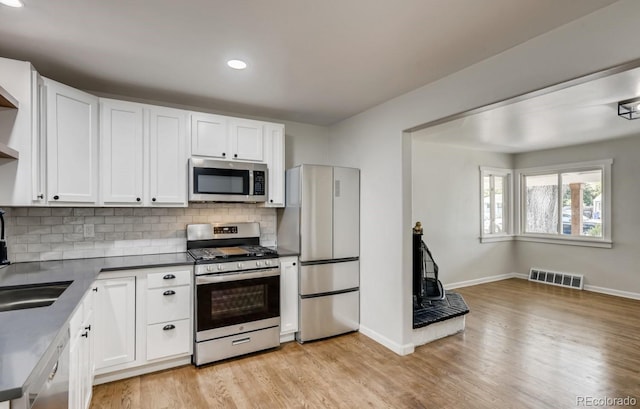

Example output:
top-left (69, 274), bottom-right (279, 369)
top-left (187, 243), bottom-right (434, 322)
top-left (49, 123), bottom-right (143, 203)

top-left (91, 279), bottom-right (640, 409)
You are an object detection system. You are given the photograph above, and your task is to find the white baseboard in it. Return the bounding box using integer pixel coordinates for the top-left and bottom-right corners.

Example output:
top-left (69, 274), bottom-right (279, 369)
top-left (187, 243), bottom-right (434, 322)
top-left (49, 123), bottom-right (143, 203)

top-left (584, 284), bottom-right (640, 300)
top-left (94, 356), bottom-right (191, 385)
top-left (444, 272), bottom-right (520, 290)
top-left (358, 325), bottom-right (415, 356)
top-left (280, 333), bottom-right (295, 343)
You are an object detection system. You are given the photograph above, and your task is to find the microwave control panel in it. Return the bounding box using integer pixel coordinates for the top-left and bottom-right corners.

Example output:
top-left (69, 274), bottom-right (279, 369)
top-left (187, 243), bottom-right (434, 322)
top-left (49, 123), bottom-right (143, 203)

top-left (253, 171), bottom-right (266, 196)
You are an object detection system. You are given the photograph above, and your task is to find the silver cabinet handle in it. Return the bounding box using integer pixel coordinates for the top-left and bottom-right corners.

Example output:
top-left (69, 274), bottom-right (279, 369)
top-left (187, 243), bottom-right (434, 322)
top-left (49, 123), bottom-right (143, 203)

top-left (163, 324), bottom-right (175, 331)
top-left (232, 337), bottom-right (251, 346)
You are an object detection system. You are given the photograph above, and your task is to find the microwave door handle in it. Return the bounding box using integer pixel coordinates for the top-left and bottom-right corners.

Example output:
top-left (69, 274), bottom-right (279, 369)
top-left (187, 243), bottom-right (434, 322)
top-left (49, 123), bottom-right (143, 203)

top-left (249, 170), bottom-right (254, 196)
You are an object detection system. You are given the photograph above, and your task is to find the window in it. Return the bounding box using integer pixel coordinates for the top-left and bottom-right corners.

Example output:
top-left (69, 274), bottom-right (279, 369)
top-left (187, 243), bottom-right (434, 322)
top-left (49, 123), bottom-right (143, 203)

top-left (480, 167), bottom-right (512, 242)
top-left (516, 159), bottom-right (612, 247)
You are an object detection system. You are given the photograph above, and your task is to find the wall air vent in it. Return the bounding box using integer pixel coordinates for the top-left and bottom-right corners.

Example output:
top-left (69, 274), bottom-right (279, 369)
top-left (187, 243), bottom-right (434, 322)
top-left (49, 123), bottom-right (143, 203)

top-left (529, 268), bottom-right (584, 290)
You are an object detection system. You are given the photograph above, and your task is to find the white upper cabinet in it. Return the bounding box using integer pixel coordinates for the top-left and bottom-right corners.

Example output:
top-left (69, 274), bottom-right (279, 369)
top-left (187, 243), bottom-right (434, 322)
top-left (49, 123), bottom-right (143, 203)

top-left (191, 113), bottom-right (228, 158)
top-left (99, 99), bottom-right (188, 207)
top-left (263, 123), bottom-right (285, 207)
top-left (148, 106), bottom-right (188, 206)
top-left (45, 78), bottom-right (99, 204)
top-left (191, 113), bottom-right (267, 163)
top-left (100, 99), bottom-right (144, 205)
top-left (229, 118), bottom-right (264, 162)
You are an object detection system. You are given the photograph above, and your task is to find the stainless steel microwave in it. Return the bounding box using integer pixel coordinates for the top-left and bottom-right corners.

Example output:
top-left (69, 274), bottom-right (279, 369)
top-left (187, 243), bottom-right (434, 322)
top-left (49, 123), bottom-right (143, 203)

top-left (188, 158), bottom-right (267, 202)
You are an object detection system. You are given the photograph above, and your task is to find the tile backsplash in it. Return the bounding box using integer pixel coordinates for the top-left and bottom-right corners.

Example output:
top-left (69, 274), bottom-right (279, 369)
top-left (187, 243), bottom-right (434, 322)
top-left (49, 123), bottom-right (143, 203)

top-left (3, 204), bottom-right (277, 263)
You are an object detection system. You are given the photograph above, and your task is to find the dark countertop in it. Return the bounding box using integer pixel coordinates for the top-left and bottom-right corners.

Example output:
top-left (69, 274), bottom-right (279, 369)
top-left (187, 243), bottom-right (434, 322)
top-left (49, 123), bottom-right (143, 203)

top-left (0, 253), bottom-right (194, 402)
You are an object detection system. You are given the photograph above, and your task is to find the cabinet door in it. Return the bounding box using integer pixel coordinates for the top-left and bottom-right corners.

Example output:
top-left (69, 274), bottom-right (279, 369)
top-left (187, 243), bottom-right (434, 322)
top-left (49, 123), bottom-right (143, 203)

top-left (81, 290), bottom-right (95, 409)
top-left (100, 99), bottom-right (144, 205)
top-left (31, 70), bottom-right (46, 204)
top-left (280, 257), bottom-right (299, 335)
top-left (191, 113), bottom-right (228, 158)
top-left (263, 123), bottom-right (285, 207)
top-left (148, 107), bottom-right (188, 206)
top-left (45, 78), bottom-right (99, 204)
top-left (229, 118), bottom-right (264, 161)
top-left (94, 277), bottom-right (136, 370)
top-left (69, 329), bottom-right (82, 409)
top-left (68, 288), bottom-right (94, 409)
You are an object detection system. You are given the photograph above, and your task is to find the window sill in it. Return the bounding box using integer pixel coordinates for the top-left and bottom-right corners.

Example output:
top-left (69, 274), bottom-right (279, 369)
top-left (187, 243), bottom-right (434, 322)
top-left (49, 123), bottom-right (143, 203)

top-left (480, 235), bottom-right (514, 243)
top-left (515, 235), bottom-right (612, 248)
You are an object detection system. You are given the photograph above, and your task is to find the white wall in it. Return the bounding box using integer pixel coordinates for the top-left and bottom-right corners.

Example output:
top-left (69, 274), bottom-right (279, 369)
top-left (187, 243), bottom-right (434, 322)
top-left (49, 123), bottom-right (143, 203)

top-left (412, 142), bottom-right (516, 286)
top-left (513, 135), bottom-right (640, 296)
top-left (329, 0), bottom-right (640, 354)
top-left (282, 121), bottom-right (330, 168)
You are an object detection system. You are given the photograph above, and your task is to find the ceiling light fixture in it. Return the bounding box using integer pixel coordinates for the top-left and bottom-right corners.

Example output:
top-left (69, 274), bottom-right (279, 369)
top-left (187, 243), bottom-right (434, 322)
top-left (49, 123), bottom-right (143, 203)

top-left (227, 59), bottom-right (247, 70)
top-left (617, 97), bottom-right (640, 120)
top-left (0, 0), bottom-right (23, 7)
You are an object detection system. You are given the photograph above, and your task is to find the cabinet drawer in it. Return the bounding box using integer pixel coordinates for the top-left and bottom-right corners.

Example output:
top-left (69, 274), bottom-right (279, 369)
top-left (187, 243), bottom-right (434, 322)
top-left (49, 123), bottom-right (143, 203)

top-left (147, 285), bottom-right (191, 324)
top-left (147, 269), bottom-right (191, 289)
top-left (146, 319), bottom-right (191, 361)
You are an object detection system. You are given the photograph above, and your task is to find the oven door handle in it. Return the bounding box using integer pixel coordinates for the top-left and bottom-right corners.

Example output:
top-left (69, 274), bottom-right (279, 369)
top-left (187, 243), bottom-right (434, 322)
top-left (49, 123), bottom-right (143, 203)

top-left (196, 268), bottom-right (280, 284)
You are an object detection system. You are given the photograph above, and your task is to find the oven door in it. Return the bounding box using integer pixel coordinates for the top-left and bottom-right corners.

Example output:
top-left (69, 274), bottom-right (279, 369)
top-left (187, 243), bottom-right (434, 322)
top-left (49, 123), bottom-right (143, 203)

top-left (196, 268), bottom-right (280, 339)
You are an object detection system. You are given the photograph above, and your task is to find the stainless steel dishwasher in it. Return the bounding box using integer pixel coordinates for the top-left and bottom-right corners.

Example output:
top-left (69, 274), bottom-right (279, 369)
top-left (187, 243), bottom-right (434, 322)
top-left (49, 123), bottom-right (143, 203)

top-left (12, 328), bottom-right (70, 409)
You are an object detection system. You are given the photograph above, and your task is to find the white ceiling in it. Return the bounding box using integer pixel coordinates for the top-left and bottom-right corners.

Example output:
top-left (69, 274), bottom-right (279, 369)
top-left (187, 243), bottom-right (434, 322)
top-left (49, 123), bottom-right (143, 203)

top-left (0, 0), bottom-right (617, 125)
top-left (412, 63), bottom-right (640, 153)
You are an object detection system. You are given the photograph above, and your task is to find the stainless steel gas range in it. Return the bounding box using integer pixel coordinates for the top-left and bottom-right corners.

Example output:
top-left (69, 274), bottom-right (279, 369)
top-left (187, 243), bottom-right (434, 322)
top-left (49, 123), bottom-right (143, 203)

top-left (187, 222), bottom-right (280, 366)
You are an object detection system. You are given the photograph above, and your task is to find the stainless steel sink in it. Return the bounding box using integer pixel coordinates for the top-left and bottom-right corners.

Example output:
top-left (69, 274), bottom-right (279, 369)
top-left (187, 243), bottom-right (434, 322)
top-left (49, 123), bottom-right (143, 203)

top-left (0, 281), bottom-right (73, 312)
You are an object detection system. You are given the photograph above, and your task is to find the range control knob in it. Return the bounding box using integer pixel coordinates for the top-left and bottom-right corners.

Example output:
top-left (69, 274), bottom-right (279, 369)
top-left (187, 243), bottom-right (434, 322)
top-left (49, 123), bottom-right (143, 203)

top-left (217, 264), bottom-right (224, 271)
top-left (256, 261), bottom-right (262, 267)
top-left (237, 262), bottom-right (244, 269)
top-left (265, 260), bottom-right (271, 266)
top-left (206, 265), bottom-right (214, 272)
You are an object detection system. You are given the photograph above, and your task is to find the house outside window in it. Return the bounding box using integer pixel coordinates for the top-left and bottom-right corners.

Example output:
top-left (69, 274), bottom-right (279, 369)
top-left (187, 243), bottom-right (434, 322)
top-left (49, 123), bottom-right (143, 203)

top-left (515, 159), bottom-right (612, 248)
top-left (480, 159), bottom-right (612, 248)
top-left (480, 167), bottom-right (512, 242)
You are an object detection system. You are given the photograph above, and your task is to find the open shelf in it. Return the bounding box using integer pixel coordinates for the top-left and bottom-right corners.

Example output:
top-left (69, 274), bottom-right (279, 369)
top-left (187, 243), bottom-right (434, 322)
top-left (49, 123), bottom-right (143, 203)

top-left (0, 84), bottom-right (20, 159)
top-left (0, 84), bottom-right (19, 109)
top-left (0, 142), bottom-right (19, 159)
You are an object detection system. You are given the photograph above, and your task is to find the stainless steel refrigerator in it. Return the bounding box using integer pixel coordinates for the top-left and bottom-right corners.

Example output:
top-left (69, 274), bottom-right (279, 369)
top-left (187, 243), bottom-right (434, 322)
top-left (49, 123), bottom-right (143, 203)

top-left (278, 164), bottom-right (360, 342)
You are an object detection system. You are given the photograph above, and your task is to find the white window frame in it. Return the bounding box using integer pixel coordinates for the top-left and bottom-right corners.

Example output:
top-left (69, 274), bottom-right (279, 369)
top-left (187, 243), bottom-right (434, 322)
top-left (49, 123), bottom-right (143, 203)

top-left (480, 167), bottom-right (513, 243)
top-left (514, 159), bottom-right (612, 248)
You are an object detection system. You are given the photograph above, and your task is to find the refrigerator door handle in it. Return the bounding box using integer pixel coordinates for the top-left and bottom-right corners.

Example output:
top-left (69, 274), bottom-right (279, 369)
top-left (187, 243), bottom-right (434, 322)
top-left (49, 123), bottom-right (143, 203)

top-left (300, 257), bottom-right (359, 266)
top-left (300, 287), bottom-right (359, 299)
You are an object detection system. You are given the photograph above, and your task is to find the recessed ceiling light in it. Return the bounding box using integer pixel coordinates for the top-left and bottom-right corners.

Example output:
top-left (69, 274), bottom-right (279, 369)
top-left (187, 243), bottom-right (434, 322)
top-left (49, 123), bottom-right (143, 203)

top-left (0, 0), bottom-right (24, 7)
top-left (227, 60), bottom-right (247, 70)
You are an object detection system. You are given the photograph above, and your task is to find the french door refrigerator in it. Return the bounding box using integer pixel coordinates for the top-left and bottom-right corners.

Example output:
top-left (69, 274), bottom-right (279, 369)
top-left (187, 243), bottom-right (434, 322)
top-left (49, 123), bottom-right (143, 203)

top-left (278, 164), bottom-right (360, 342)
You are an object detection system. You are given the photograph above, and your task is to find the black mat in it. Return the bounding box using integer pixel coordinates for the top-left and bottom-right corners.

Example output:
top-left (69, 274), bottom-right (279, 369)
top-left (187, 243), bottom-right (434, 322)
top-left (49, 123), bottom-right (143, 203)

top-left (413, 291), bottom-right (470, 329)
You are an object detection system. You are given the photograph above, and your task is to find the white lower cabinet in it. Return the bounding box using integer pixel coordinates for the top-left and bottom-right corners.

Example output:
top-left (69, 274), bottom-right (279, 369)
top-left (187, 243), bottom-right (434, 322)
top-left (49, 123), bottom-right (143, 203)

top-left (92, 266), bottom-right (193, 384)
top-left (280, 256), bottom-right (299, 339)
top-left (69, 284), bottom-right (96, 409)
top-left (93, 276), bottom-right (136, 370)
top-left (146, 319), bottom-right (191, 361)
